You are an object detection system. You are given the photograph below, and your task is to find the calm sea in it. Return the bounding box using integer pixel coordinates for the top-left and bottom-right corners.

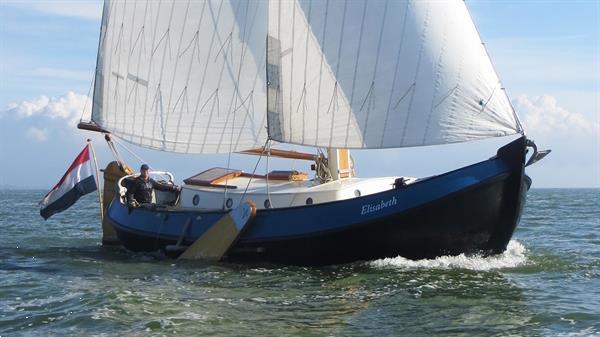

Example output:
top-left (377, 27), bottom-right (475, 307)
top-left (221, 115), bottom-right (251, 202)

top-left (0, 189), bottom-right (598, 337)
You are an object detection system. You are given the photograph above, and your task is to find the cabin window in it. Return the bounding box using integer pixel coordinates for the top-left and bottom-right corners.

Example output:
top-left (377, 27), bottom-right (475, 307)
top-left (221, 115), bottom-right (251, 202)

top-left (264, 199), bottom-right (271, 209)
top-left (192, 194), bottom-right (200, 206)
top-left (306, 197), bottom-right (313, 205)
top-left (225, 198), bottom-right (233, 209)
top-left (354, 189), bottom-right (361, 197)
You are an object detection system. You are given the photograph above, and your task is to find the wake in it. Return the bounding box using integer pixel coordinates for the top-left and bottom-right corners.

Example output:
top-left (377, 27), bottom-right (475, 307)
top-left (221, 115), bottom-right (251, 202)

top-left (370, 240), bottom-right (527, 271)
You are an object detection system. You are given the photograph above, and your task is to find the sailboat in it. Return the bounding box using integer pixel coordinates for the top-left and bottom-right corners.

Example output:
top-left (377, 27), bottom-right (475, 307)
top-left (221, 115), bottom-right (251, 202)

top-left (78, 0), bottom-right (549, 265)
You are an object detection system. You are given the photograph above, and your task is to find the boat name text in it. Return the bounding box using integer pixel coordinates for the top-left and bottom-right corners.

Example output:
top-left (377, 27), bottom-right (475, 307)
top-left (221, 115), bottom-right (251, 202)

top-left (361, 196), bottom-right (397, 215)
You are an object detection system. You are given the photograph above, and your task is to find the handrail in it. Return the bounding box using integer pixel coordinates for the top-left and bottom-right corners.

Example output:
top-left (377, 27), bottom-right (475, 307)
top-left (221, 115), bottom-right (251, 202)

top-left (117, 171), bottom-right (175, 198)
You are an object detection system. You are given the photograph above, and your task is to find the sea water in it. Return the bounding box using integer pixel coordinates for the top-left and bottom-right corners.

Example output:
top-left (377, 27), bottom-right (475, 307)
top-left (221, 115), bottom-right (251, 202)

top-left (0, 189), bottom-right (598, 336)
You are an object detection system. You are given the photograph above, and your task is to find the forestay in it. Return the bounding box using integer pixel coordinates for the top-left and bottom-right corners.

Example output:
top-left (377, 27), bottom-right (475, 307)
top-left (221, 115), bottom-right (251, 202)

top-left (92, 0), bottom-right (268, 153)
top-left (92, 0), bottom-right (523, 154)
top-left (266, 0), bottom-right (522, 148)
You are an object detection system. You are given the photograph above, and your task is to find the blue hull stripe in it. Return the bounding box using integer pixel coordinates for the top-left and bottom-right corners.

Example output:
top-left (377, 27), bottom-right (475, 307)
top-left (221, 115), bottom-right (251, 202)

top-left (108, 157), bottom-right (510, 241)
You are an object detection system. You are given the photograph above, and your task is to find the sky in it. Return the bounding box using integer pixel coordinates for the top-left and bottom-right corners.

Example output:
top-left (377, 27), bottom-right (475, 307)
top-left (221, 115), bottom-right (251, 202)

top-left (0, 0), bottom-right (598, 189)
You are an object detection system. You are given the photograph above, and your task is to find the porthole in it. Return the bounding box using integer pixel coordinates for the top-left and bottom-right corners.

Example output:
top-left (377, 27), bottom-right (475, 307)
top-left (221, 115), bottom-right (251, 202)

top-left (354, 189), bottom-right (361, 197)
top-left (306, 197), bottom-right (313, 205)
top-left (264, 199), bottom-right (271, 209)
top-left (225, 198), bottom-right (233, 209)
top-left (192, 194), bottom-right (200, 206)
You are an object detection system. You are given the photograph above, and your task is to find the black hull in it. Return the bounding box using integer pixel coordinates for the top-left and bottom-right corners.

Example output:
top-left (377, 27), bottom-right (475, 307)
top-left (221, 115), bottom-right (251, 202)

top-left (228, 172), bottom-right (528, 265)
top-left (109, 137), bottom-right (529, 266)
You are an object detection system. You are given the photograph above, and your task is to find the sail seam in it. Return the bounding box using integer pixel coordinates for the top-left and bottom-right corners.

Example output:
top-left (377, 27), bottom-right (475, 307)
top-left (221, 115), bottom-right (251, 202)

top-left (314, 0), bottom-right (330, 146)
top-left (400, 3), bottom-right (430, 145)
top-left (363, 0), bottom-right (389, 144)
top-left (344, 0), bottom-right (368, 148)
top-left (164, 0), bottom-right (192, 151)
top-left (174, 1), bottom-right (207, 148)
top-left (380, 1), bottom-right (410, 147)
top-left (186, 0), bottom-right (224, 152)
top-left (328, 1), bottom-right (348, 148)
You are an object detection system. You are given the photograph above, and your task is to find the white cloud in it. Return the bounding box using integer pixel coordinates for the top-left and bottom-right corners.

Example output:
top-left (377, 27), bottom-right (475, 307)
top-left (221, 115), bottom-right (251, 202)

top-left (514, 94), bottom-right (600, 137)
top-left (25, 127), bottom-right (48, 142)
top-left (8, 1), bottom-right (102, 20)
top-left (2, 91), bottom-right (91, 125)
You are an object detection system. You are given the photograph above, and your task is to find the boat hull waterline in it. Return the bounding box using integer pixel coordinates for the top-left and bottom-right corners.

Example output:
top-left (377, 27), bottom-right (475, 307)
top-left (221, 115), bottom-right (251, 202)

top-left (108, 137), bottom-right (528, 266)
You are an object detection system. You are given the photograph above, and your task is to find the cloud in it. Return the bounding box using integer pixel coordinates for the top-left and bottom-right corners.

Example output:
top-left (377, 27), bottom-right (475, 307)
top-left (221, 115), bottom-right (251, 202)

top-left (2, 91), bottom-right (91, 125)
top-left (8, 1), bottom-right (102, 20)
top-left (514, 94), bottom-right (600, 137)
top-left (26, 127), bottom-right (48, 142)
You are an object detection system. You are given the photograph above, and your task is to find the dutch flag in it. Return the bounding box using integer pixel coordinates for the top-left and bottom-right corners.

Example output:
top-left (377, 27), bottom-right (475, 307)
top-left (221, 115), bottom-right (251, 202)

top-left (39, 144), bottom-right (98, 220)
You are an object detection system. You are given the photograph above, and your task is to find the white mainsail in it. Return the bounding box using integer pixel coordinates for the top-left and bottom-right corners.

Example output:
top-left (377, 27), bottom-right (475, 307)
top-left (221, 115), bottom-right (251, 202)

top-left (92, 0), bottom-right (268, 153)
top-left (92, 0), bottom-right (522, 154)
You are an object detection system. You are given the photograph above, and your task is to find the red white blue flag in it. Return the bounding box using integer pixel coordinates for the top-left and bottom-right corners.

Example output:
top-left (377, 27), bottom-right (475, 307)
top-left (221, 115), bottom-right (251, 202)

top-left (40, 144), bottom-right (98, 219)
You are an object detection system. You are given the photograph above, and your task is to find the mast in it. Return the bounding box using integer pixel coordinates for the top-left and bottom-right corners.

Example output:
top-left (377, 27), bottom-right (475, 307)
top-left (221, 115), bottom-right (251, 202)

top-left (327, 148), bottom-right (353, 181)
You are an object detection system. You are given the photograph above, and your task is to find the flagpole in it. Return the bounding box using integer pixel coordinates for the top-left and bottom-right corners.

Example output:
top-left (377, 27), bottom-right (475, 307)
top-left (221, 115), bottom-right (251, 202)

top-left (87, 139), bottom-right (104, 221)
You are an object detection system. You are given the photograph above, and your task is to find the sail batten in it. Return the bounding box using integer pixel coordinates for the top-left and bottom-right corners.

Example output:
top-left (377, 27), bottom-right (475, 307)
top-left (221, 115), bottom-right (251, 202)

top-left (92, 0), bottom-right (522, 154)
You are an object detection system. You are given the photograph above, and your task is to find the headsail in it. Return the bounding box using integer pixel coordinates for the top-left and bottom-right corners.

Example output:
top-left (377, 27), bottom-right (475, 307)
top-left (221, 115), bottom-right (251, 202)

top-left (92, 0), bottom-right (268, 153)
top-left (92, 0), bottom-right (522, 154)
top-left (267, 0), bottom-right (522, 148)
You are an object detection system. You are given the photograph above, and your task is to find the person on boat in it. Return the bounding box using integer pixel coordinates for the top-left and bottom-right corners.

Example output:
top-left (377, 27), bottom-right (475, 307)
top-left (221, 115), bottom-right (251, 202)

top-left (126, 164), bottom-right (181, 207)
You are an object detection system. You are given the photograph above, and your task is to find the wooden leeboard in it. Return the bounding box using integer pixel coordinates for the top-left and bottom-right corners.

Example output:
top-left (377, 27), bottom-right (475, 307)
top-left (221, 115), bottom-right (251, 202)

top-left (178, 202), bottom-right (256, 261)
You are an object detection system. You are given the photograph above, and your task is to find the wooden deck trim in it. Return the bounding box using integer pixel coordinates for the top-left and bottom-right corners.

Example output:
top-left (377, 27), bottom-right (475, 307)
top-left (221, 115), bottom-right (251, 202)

top-left (238, 148), bottom-right (317, 161)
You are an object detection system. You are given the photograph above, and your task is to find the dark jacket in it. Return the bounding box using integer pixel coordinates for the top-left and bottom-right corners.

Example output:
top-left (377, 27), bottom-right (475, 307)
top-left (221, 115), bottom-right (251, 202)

top-left (126, 176), bottom-right (177, 205)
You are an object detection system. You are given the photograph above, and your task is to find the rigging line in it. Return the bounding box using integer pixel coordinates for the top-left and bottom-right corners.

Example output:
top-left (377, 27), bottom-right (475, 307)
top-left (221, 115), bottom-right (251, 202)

top-left (223, 2), bottom-right (252, 204)
top-left (140, 0), bottom-right (165, 145)
top-left (129, 1), bottom-right (150, 138)
top-left (344, 0), bottom-right (368, 148)
top-left (152, 0), bottom-right (176, 150)
top-left (480, 84), bottom-right (498, 113)
top-left (363, 0), bottom-right (389, 142)
top-left (151, 2), bottom-right (175, 150)
top-left (112, 137), bottom-right (149, 168)
top-left (301, 0), bottom-right (313, 145)
top-left (122, 0), bottom-right (139, 137)
top-left (423, 12), bottom-right (450, 145)
top-left (462, 0), bottom-right (523, 133)
top-left (329, 1), bottom-right (348, 148)
top-left (112, 1), bottom-right (127, 130)
top-left (400, 3), bottom-right (431, 145)
top-left (217, 0), bottom-right (252, 153)
top-left (172, 3), bottom-right (205, 150)
top-left (187, 0), bottom-right (225, 153)
top-left (433, 85), bottom-right (459, 110)
top-left (104, 1), bottom-right (120, 130)
top-left (238, 138), bottom-right (269, 207)
top-left (233, 4), bottom-right (264, 146)
top-left (90, 0), bottom-right (108, 122)
top-left (380, 0), bottom-right (410, 147)
top-left (164, 0), bottom-right (192, 130)
top-left (199, 0), bottom-right (240, 153)
top-left (314, 0), bottom-right (330, 145)
top-left (288, 0), bottom-right (297, 140)
top-left (80, 75), bottom-right (95, 123)
top-left (266, 139), bottom-right (272, 209)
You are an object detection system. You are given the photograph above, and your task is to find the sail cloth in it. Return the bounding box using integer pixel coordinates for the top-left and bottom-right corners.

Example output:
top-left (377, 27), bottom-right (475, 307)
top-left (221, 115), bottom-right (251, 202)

top-left (39, 145), bottom-right (98, 220)
top-left (267, 0), bottom-right (522, 148)
top-left (92, 0), bottom-right (268, 153)
top-left (92, 0), bottom-right (522, 154)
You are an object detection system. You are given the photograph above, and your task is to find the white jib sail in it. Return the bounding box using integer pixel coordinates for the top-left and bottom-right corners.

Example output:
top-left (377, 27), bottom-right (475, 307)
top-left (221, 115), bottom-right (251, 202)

top-left (267, 0), bottom-right (522, 149)
top-left (92, 0), bottom-right (268, 154)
